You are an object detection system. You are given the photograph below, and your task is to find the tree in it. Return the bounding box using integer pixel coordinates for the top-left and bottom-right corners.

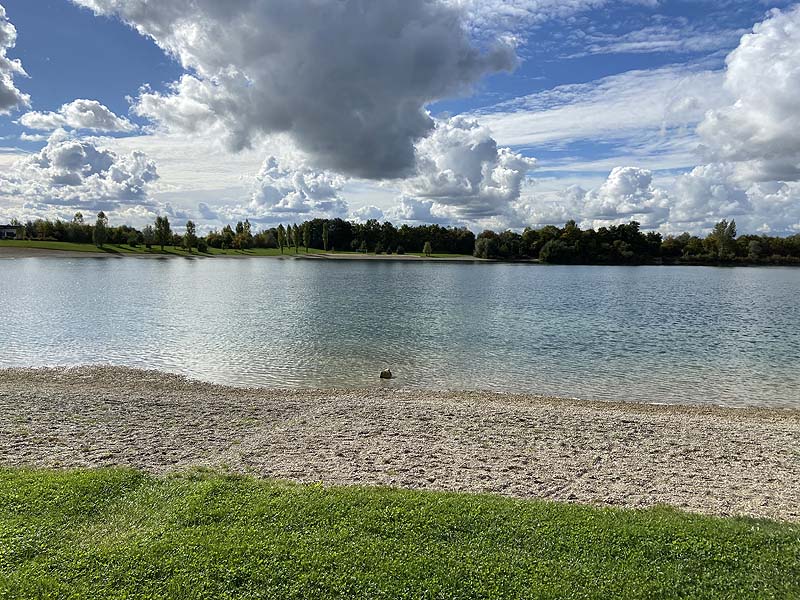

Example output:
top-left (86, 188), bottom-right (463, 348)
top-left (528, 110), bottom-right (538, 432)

top-left (277, 224), bottom-right (286, 254)
top-left (302, 221), bottom-right (311, 252)
top-left (293, 224), bottom-right (300, 253)
top-left (359, 240), bottom-right (367, 253)
top-left (184, 220), bottom-right (197, 252)
top-left (748, 240), bottom-right (763, 261)
top-left (374, 242), bottom-right (384, 254)
top-left (154, 216), bottom-right (172, 251)
top-left (73, 212), bottom-right (84, 225)
top-left (322, 221), bottom-right (329, 251)
top-left (142, 225), bottom-right (155, 249)
top-left (93, 212), bottom-right (108, 248)
top-left (711, 219), bottom-right (737, 260)
top-left (423, 241), bottom-right (432, 257)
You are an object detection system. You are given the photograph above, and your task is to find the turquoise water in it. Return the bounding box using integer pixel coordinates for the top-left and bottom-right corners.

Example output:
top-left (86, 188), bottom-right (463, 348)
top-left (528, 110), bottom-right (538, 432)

top-left (1, 257), bottom-right (798, 408)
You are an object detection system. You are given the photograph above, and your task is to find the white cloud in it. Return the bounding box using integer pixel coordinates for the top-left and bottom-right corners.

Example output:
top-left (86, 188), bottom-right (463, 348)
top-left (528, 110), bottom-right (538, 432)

top-left (698, 6), bottom-right (800, 183)
top-left (0, 130), bottom-right (159, 212)
top-left (453, 0), bottom-right (660, 39)
top-left (572, 22), bottom-right (747, 57)
top-left (0, 4), bottom-right (28, 114)
top-left (19, 99), bottom-right (136, 132)
top-left (518, 166), bottom-right (670, 230)
top-left (476, 63), bottom-right (728, 149)
top-left (246, 156), bottom-right (349, 223)
top-left (404, 116), bottom-right (536, 219)
top-left (73, 0), bottom-right (516, 180)
top-left (351, 205), bottom-right (385, 222)
top-left (670, 163), bottom-right (752, 229)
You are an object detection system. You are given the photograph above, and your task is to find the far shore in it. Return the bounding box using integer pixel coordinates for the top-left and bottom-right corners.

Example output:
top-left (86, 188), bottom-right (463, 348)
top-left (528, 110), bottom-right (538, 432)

top-left (1, 365), bottom-right (797, 522)
top-left (0, 245), bottom-right (486, 261)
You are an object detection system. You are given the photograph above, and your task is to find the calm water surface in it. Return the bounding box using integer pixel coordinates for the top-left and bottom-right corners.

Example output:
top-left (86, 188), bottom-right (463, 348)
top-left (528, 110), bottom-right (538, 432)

top-left (1, 257), bottom-right (798, 408)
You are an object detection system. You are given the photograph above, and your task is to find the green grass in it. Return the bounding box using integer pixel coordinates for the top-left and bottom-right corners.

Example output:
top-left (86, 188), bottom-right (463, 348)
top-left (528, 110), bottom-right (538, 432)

top-left (0, 240), bottom-right (473, 259)
top-left (0, 240), bottom-right (319, 257)
top-left (0, 469), bottom-right (797, 599)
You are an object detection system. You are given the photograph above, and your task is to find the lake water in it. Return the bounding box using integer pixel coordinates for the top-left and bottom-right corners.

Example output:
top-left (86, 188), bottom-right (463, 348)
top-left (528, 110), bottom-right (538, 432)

top-left (1, 257), bottom-right (798, 408)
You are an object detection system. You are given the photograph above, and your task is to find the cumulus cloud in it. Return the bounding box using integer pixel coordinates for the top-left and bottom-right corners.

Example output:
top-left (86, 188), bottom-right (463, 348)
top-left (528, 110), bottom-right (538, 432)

top-left (0, 130), bottom-right (159, 211)
top-left (246, 156), bottom-right (349, 222)
top-left (670, 163), bottom-right (752, 229)
top-left (19, 99), bottom-right (136, 132)
top-left (0, 3), bottom-right (29, 114)
top-left (698, 6), bottom-right (800, 182)
top-left (73, 0), bottom-right (515, 180)
top-left (510, 166), bottom-right (669, 230)
top-left (582, 167), bottom-right (670, 226)
top-left (403, 116), bottom-right (536, 220)
top-left (351, 205), bottom-right (385, 222)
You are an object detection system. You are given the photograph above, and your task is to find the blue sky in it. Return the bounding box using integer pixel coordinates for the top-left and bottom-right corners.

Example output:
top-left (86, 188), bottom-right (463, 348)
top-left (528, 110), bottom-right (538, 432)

top-left (1, 0), bottom-right (799, 234)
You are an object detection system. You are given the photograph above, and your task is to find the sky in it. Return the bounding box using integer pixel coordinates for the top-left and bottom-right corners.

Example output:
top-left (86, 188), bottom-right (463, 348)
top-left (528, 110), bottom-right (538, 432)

top-left (1, 0), bottom-right (799, 235)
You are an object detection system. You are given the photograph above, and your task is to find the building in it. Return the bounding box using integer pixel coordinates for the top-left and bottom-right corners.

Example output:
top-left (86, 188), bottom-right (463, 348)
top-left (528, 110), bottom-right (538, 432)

top-left (0, 224), bottom-right (18, 240)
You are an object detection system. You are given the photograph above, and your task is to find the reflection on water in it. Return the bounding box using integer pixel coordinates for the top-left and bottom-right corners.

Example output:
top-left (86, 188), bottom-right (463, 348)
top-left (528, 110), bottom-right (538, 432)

top-left (1, 257), bottom-right (798, 408)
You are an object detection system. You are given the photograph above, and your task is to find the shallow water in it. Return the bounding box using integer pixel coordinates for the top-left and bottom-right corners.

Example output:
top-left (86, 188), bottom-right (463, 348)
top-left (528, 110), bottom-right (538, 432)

top-left (1, 257), bottom-right (798, 407)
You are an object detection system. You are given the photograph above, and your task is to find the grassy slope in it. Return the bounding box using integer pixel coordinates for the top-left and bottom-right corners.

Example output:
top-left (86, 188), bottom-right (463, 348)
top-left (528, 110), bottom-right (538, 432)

top-left (0, 240), bottom-right (471, 259)
top-left (0, 240), bottom-right (298, 256)
top-left (0, 469), bottom-right (797, 599)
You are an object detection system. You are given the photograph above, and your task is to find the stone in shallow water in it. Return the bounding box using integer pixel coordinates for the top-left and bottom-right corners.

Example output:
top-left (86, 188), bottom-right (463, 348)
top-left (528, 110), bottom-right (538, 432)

top-left (380, 369), bottom-right (393, 379)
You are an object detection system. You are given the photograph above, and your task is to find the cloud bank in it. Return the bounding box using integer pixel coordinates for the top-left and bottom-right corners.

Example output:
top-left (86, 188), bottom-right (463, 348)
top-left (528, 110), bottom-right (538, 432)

top-left (19, 99), bottom-right (136, 132)
top-left (0, 130), bottom-right (159, 212)
top-left (0, 4), bottom-right (28, 114)
top-left (73, 0), bottom-right (516, 180)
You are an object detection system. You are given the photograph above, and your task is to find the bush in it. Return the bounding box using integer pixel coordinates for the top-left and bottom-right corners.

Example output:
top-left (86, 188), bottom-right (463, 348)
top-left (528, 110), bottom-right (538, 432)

top-left (197, 239), bottom-right (208, 253)
top-left (396, 245), bottom-right (405, 255)
top-left (127, 233), bottom-right (139, 247)
top-left (374, 242), bottom-right (383, 255)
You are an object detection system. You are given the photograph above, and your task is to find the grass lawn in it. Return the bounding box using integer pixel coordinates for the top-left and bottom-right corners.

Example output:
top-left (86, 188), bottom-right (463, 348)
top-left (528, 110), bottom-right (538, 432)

top-left (0, 240), bottom-right (320, 257)
top-left (0, 240), bottom-right (475, 260)
top-left (0, 469), bottom-right (797, 599)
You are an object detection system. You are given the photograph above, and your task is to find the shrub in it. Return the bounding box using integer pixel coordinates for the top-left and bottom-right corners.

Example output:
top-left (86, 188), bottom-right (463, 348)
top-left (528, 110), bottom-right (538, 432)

top-left (396, 245), bottom-right (405, 255)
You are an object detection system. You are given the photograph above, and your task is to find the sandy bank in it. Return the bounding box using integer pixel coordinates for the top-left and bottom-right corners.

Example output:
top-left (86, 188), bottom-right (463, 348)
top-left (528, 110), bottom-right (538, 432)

top-left (1, 366), bottom-right (797, 521)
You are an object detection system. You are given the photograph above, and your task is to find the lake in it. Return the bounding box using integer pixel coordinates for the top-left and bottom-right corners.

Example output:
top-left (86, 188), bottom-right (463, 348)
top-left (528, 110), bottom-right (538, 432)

top-left (1, 257), bottom-right (798, 408)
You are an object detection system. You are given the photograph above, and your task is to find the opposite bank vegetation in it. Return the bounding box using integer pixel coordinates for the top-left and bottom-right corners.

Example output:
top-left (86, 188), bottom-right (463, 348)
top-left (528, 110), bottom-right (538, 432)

top-left (5, 213), bottom-right (800, 265)
top-left (1, 468), bottom-right (798, 599)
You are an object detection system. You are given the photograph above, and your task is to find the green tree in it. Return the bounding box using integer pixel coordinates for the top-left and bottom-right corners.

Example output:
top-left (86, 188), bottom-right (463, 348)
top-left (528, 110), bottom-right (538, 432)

top-left (359, 240), bottom-right (367, 253)
top-left (322, 221), bottom-right (329, 251)
top-left (142, 225), bottom-right (155, 249)
top-left (277, 224), bottom-right (286, 254)
top-left (293, 224), bottom-right (300, 253)
top-left (302, 221), bottom-right (311, 252)
top-left (711, 219), bottom-right (737, 260)
top-left (184, 220), bottom-right (197, 253)
top-left (748, 240), bottom-right (763, 262)
top-left (423, 241), bottom-right (432, 257)
top-left (155, 216), bottom-right (172, 251)
top-left (72, 212), bottom-right (84, 225)
top-left (93, 212), bottom-right (108, 248)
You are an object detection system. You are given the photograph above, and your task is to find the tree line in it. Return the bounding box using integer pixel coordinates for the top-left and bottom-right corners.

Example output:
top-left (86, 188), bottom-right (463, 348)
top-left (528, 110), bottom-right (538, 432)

top-left (8, 213), bottom-right (800, 265)
top-left (475, 219), bottom-right (800, 265)
top-left (9, 214), bottom-right (474, 256)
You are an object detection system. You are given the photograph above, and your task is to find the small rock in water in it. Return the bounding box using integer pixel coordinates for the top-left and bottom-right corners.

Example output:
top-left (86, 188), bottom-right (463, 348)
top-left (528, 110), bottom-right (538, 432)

top-left (380, 369), bottom-right (393, 379)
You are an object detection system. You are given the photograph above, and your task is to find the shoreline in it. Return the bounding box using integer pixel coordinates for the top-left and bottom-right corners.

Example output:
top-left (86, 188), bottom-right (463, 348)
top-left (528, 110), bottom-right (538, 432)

top-left (2, 365), bottom-right (797, 522)
top-left (0, 246), bottom-right (485, 261)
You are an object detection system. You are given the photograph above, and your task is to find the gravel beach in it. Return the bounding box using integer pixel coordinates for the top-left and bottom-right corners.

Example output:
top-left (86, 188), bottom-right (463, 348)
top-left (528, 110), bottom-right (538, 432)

top-left (1, 366), bottom-right (798, 521)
